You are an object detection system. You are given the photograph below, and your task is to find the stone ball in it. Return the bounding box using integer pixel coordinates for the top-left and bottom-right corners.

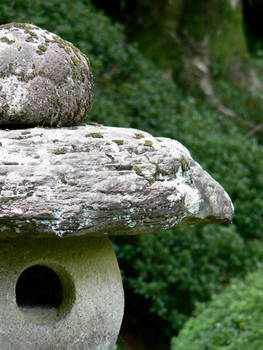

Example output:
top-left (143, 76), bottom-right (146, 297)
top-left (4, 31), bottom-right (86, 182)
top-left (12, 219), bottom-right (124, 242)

top-left (0, 23), bottom-right (93, 127)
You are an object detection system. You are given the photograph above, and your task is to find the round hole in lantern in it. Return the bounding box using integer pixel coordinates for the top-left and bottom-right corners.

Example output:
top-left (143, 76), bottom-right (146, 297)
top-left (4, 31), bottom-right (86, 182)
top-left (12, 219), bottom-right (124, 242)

top-left (16, 264), bottom-right (75, 324)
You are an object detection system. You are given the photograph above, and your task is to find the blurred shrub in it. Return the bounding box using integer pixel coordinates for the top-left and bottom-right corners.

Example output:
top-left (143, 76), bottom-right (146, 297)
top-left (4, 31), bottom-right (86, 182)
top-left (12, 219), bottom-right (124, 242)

top-left (171, 266), bottom-right (263, 349)
top-left (171, 99), bottom-right (263, 240)
top-left (115, 225), bottom-right (263, 333)
top-left (114, 98), bottom-right (263, 334)
top-left (1, 0), bottom-right (263, 336)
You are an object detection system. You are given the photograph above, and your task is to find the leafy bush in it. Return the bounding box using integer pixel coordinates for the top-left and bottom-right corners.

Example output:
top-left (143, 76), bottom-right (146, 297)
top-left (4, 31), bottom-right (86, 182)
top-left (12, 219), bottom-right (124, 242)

top-left (115, 98), bottom-right (263, 334)
top-left (171, 267), bottom-right (263, 350)
top-left (170, 99), bottom-right (263, 241)
top-left (115, 224), bottom-right (263, 333)
top-left (1, 0), bottom-right (263, 337)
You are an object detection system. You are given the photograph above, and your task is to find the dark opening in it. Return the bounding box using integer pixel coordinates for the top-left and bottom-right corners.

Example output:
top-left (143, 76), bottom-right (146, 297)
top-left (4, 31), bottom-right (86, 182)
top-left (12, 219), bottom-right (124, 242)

top-left (16, 265), bottom-right (63, 309)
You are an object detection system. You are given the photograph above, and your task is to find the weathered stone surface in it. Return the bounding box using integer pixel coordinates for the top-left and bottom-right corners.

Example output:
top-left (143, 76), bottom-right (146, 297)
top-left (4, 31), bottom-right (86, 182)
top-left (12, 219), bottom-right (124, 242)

top-left (0, 23), bottom-right (92, 127)
top-left (0, 125), bottom-right (234, 238)
top-left (0, 236), bottom-right (124, 350)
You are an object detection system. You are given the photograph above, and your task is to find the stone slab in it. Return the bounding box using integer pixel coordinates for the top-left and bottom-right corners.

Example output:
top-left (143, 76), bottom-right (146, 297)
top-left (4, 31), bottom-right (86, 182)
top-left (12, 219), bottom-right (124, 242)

top-left (0, 125), bottom-right (234, 238)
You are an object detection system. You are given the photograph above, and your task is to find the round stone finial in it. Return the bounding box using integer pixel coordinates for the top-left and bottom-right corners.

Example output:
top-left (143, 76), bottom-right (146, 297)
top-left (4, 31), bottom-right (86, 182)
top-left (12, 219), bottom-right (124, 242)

top-left (0, 23), bottom-right (93, 127)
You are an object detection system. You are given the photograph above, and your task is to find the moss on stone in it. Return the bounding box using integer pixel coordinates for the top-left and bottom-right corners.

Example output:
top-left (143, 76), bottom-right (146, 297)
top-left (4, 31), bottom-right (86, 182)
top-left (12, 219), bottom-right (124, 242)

top-left (3, 161), bottom-right (19, 165)
top-left (25, 36), bottom-right (34, 42)
top-left (47, 95), bottom-right (59, 103)
top-left (0, 37), bottom-right (15, 44)
top-left (86, 132), bottom-right (104, 138)
top-left (152, 162), bottom-right (167, 179)
top-left (181, 158), bottom-right (190, 172)
top-left (113, 139), bottom-right (124, 145)
top-left (53, 148), bottom-right (67, 155)
top-left (134, 165), bottom-right (155, 185)
top-left (60, 174), bottom-right (67, 184)
top-left (64, 46), bottom-right (71, 54)
top-left (133, 162), bottom-right (167, 184)
top-left (36, 44), bottom-right (48, 55)
top-left (0, 23), bottom-right (38, 41)
top-left (135, 133), bottom-right (145, 139)
top-left (134, 165), bottom-right (144, 176)
top-left (71, 55), bottom-right (80, 66)
top-left (53, 36), bottom-right (74, 57)
top-left (28, 30), bottom-right (38, 39)
top-left (53, 36), bottom-right (65, 48)
top-left (144, 140), bottom-right (153, 147)
top-left (0, 23), bottom-right (32, 31)
top-left (72, 71), bottom-right (77, 82)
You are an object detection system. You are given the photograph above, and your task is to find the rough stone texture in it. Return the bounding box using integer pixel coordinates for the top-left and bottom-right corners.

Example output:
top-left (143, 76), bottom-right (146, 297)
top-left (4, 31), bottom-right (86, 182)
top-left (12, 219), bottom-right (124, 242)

top-left (0, 23), bottom-right (92, 127)
top-left (0, 125), bottom-right (234, 238)
top-left (0, 236), bottom-right (124, 350)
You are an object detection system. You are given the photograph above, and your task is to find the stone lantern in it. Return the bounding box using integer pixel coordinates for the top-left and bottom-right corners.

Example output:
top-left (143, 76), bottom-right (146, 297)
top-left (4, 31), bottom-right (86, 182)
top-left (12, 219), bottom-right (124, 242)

top-left (0, 23), bottom-right (234, 350)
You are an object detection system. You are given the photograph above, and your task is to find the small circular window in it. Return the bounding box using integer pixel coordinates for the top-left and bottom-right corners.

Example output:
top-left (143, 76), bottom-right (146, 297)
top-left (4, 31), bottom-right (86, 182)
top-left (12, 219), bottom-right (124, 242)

top-left (16, 264), bottom-right (75, 324)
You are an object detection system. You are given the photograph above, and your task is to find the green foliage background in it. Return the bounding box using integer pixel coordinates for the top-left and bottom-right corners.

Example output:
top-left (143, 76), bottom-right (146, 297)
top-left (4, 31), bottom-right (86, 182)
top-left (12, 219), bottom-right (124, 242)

top-left (1, 0), bottom-right (263, 341)
top-left (171, 267), bottom-right (263, 349)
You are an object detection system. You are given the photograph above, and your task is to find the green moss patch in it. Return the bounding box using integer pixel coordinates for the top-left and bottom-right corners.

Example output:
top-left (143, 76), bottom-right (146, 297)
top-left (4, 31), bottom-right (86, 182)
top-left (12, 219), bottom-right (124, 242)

top-left (135, 133), bottom-right (145, 139)
top-left (85, 132), bottom-right (104, 138)
top-left (71, 55), bottom-right (79, 66)
top-left (0, 36), bottom-right (15, 44)
top-left (36, 44), bottom-right (48, 55)
top-left (134, 165), bottom-right (155, 185)
top-left (144, 140), bottom-right (153, 147)
top-left (3, 161), bottom-right (19, 165)
top-left (113, 139), bottom-right (124, 145)
top-left (53, 148), bottom-right (67, 155)
top-left (181, 158), bottom-right (190, 172)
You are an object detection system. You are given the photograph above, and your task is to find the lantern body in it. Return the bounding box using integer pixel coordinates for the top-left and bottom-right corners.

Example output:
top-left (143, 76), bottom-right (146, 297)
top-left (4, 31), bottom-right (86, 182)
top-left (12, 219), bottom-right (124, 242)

top-left (0, 236), bottom-right (124, 350)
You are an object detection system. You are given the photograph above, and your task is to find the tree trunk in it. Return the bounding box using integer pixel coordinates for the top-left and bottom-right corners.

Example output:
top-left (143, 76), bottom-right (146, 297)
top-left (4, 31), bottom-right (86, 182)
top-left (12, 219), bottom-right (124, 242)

top-left (109, 0), bottom-right (262, 100)
top-left (92, 0), bottom-right (263, 127)
top-left (175, 0), bottom-right (261, 99)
